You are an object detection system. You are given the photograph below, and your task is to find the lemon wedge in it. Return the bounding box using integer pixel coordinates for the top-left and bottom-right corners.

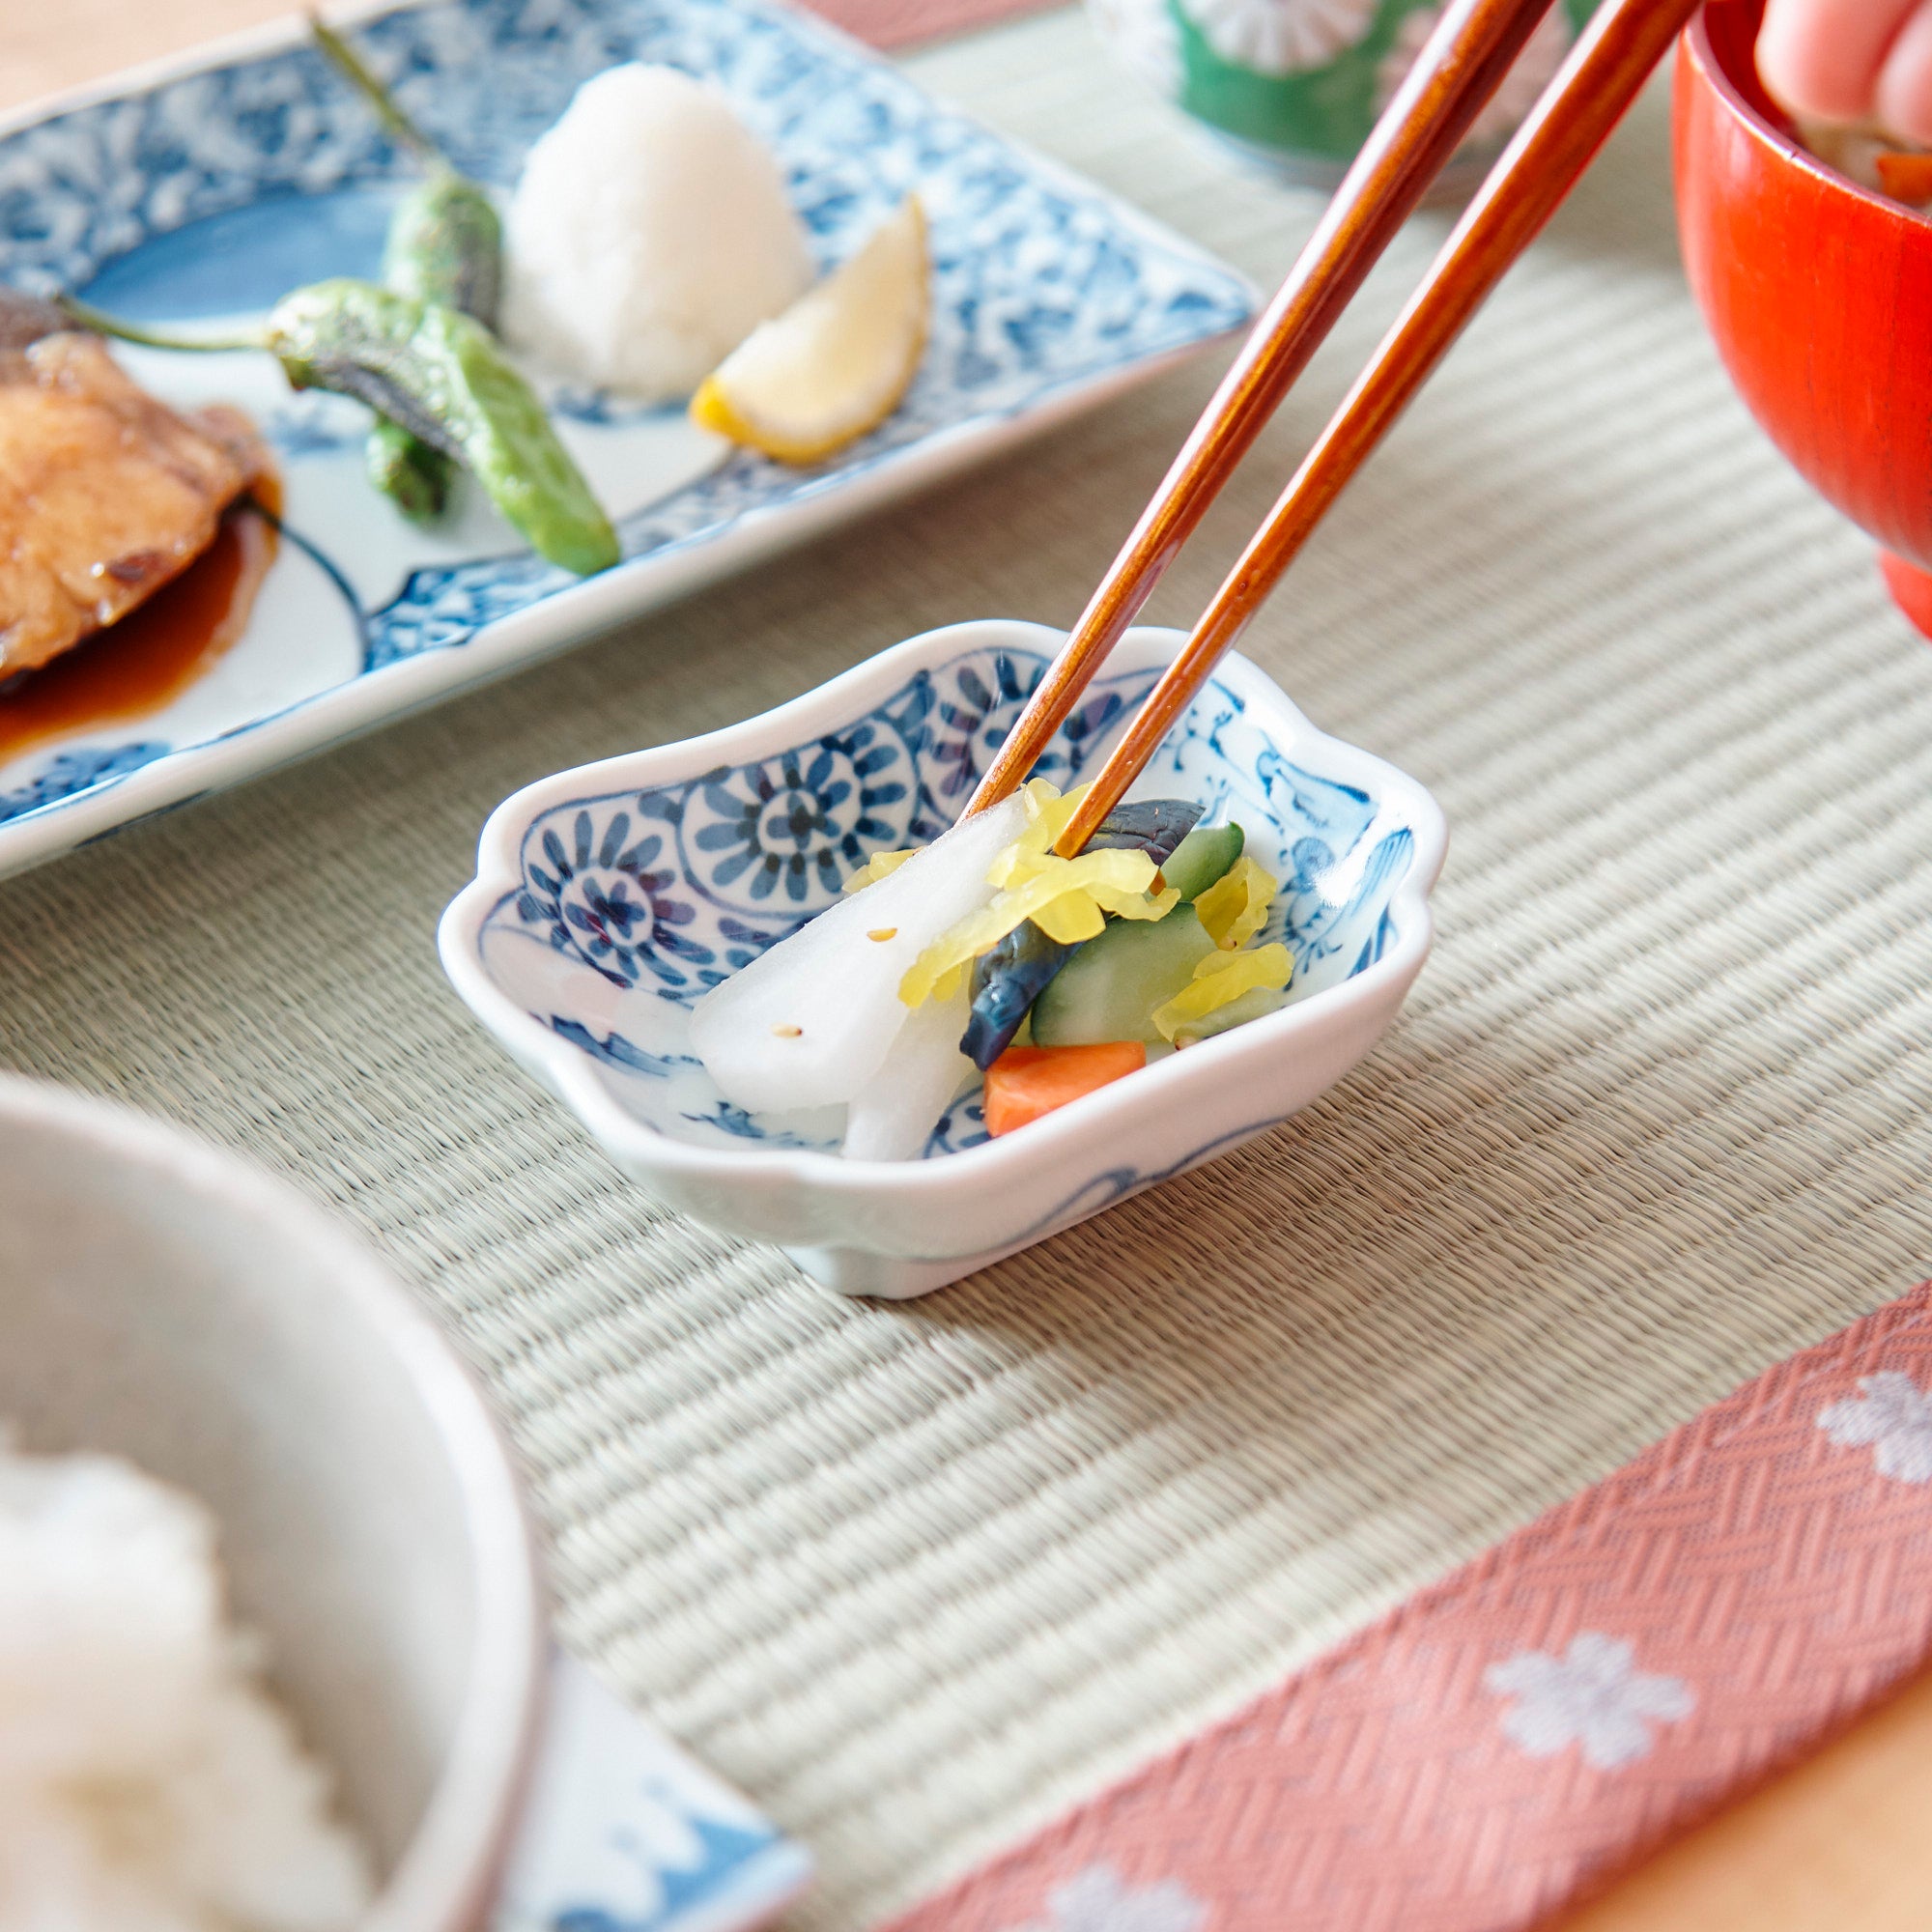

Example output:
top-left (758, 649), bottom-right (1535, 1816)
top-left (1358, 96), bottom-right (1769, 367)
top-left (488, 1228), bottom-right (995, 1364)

top-left (691, 196), bottom-right (928, 464)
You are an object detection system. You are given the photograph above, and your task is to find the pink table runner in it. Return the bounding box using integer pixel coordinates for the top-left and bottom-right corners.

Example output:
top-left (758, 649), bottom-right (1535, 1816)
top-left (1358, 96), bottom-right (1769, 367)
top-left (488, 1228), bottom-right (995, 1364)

top-left (882, 1283), bottom-right (1932, 1931)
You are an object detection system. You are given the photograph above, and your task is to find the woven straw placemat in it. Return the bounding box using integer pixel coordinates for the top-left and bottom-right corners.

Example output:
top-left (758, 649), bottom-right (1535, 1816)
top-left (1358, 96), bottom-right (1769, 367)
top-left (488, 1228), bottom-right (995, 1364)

top-left (2, 14), bottom-right (1929, 1928)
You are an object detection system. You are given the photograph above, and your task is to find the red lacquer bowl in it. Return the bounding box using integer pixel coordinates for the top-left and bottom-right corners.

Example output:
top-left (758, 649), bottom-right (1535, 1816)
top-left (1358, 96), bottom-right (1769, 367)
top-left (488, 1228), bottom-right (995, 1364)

top-left (1675, 0), bottom-right (1932, 635)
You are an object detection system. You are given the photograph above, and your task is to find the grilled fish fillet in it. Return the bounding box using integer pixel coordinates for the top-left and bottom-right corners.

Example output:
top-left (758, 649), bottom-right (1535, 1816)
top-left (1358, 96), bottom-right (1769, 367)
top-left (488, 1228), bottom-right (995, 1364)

top-left (0, 327), bottom-right (270, 678)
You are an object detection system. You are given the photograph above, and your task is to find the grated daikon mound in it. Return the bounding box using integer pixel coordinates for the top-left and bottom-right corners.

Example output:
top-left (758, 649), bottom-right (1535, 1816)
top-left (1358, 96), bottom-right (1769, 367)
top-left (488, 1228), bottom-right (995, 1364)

top-left (502, 63), bottom-right (814, 401)
top-left (0, 1438), bottom-right (374, 1932)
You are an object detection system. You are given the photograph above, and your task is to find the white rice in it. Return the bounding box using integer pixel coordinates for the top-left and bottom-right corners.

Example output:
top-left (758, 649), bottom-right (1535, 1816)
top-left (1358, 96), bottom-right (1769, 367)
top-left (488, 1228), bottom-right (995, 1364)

top-left (502, 63), bottom-right (814, 401)
top-left (0, 1438), bottom-right (374, 1932)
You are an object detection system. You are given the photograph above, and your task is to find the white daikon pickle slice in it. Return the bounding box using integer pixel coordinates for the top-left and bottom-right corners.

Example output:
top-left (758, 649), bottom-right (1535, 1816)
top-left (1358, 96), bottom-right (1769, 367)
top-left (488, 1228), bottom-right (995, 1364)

top-left (691, 791), bottom-right (1025, 1116)
top-left (840, 980), bottom-right (975, 1161)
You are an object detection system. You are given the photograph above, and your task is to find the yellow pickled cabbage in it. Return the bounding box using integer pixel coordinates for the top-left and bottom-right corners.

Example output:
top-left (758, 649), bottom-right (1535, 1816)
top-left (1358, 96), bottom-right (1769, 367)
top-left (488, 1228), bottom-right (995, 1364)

top-left (1151, 942), bottom-right (1292, 1041)
top-left (841, 847), bottom-right (920, 892)
top-left (1019, 777), bottom-right (1090, 850)
top-left (899, 848), bottom-right (1179, 1007)
top-left (846, 780), bottom-right (1081, 900)
top-left (1195, 855), bottom-right (1278, 951)
top-left (896, 781), bottom-right (1181, 1008)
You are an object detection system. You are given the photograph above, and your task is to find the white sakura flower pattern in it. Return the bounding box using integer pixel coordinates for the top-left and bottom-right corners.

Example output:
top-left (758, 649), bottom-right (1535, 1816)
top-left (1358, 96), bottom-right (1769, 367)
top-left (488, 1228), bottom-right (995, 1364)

top-left (1179, 0), bottom-right (1380, 76)
top-left (1092, 0), bottom-right (1186, 99)
top-left (1009, 1861), bottom-right (1208, 1932)
top-left (1375, 3), bottom-right (1574, 148)
top-left (1818, 1372), bottom-right (1932, 1482)
top-left (1486, 1632), bottom-right (1694, 1771)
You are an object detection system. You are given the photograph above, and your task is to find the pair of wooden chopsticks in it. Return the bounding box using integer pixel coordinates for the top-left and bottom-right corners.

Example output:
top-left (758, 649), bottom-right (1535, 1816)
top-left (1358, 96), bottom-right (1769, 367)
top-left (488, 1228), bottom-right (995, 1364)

top-left (967, 0), bottom-right (1704, 856)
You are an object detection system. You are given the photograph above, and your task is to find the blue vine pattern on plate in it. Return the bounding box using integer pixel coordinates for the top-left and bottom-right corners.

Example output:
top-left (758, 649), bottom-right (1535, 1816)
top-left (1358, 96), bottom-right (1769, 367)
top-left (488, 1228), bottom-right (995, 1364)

top-left (481, 644), bottom-right (1421, 1162)
top-left (0, 745), bottom-right (170, 822)
top-left (0, 0), bottom-right (1253, 824)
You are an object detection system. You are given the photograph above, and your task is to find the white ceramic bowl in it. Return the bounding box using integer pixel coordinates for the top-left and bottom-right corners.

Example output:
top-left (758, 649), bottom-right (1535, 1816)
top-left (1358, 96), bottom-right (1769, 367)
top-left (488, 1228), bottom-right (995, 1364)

top-left (0, 1076), bottom-right (546, 1931)
top-left (440, 620), bottom-right (1447, 1297)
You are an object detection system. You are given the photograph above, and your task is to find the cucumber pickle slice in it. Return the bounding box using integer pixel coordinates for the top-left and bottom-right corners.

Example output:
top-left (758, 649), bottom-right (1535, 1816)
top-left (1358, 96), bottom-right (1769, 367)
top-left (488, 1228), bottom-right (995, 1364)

top-left (1160, 822), bottom-right (1244, 901)
top-left (1030, 908), bottom-right (1218, 1046)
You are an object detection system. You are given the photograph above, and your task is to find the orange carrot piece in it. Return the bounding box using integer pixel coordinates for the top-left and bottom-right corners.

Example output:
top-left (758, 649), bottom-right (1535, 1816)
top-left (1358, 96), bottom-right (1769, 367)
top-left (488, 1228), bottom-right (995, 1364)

top-left (982, 1041), bottom-right (1147, 1137)
top-left (1877, 152), bottom-right (1932, 205)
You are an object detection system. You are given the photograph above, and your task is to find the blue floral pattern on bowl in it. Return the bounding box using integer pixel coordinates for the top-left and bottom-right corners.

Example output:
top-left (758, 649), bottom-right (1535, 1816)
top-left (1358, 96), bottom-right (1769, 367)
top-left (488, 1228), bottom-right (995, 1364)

top-left (475, 641), bottom-right (1417, 1163)
top-left (0, 0), bottom-right (1253, 872)
top-left (508, 649), bottom-right (1160, 1006)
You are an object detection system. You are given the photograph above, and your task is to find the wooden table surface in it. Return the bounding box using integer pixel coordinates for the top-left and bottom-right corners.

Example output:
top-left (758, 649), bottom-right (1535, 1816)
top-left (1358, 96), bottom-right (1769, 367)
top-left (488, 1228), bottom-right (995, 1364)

top-left (4, 4), bottom-right (1928, 1926)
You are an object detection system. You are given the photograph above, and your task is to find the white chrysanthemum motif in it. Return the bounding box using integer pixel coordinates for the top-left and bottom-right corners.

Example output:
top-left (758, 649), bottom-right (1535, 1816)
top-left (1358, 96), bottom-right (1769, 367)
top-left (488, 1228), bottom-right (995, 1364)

top-left (1818, 1372), bottom-right (1932, 1482)
top-left (1375, 2), bottom-right (1573, 146)
top-left (1485, 1633), bottom-right (1694, 1772)
top-left (1091, 0), bottom-right (1186, 98)
top-left (1009, 1861), bottom-right (1208, 1932)
top-left (1179, 0), bottom-right (1380, 75)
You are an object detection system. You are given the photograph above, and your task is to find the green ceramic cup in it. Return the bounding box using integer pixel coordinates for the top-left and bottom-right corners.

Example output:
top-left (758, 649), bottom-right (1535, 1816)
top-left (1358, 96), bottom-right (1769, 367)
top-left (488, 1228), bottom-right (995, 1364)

top-left (1090, 0), bottom-right (1600, 187)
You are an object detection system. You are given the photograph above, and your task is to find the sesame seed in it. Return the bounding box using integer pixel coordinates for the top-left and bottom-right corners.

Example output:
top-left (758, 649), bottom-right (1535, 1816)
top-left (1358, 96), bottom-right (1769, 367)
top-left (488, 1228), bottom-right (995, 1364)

top-left (770, 1023), bottom-right (803, 1038)
top-left (867, 926), bottom-right (898, 942)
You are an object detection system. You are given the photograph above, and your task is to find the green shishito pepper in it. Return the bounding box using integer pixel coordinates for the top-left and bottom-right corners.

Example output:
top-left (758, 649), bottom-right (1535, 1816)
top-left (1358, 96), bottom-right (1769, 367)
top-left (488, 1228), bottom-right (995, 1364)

top-left (366, 415), bottom-right (449, 525)
top-left (382, 168), bottom-right (502, 325)
top-left (66, 282), bottom-right (619, 578)
top-left (310, 16), bottom-right (503, 522)
top-left (280, 281), bottom-right (617, 576)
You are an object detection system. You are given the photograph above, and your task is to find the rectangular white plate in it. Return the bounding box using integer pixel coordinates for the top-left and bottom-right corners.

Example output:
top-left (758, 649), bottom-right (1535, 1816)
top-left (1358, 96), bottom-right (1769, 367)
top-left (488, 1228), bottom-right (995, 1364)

top-left (0, 0), bottom-right (1252, 879)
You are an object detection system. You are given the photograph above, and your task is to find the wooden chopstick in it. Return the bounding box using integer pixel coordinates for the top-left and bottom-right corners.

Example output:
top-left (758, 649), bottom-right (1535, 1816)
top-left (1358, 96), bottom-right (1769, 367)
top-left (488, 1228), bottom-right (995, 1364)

top-left (1052, 0), bottom-right (1703, 858)
top-left (963, 0), bottom-right (1561, 821)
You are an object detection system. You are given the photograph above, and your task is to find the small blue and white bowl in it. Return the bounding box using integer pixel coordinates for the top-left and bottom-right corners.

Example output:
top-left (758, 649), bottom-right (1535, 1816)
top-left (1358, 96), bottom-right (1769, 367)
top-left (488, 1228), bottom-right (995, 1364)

top-left (439, 621), bottom-right (1446, 1298)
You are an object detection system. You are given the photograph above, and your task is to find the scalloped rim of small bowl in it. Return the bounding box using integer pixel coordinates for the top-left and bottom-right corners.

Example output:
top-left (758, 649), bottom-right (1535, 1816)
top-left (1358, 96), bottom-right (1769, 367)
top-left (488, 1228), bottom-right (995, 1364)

top-left (1684, 3), bottom-right (1932, 233)
top-left (440, 620), bottom-right (1448, 1205)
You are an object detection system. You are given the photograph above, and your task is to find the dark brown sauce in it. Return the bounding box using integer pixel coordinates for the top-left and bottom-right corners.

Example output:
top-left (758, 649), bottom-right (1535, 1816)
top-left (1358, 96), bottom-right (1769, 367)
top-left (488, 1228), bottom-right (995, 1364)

top-left (0, 490), bottom-right (280, 765)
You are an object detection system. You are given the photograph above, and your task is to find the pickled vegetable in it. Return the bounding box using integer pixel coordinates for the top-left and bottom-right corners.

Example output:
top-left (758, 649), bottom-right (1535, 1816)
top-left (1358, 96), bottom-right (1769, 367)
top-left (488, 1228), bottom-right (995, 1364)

top-left (1029, 907), bottom-right (1216, 1047)
top-left (1081, 798), bottom-right (1204, 865)
top-left (1151, 943), bottom-right (1293, 1042)
top-left (983, 1041), bottom-right (1145, 1137)
top-left (691, 769), bottom-right (1290, 1148)
top-left (841, 980), bottom-right (973, 1160)
top-left (841, 847), bottom-right (917, 893)
top-left (960, 923), bottom-right (1079, 1070)
top-left (958, 792), bottom-right (1208, 1066)
top-left (689, 789), bottom-right (1026, 1115)
top-left (1171, 982), bottom-right (1288, 1048)
top-left (1160, 822), bottom-right (1243, 901)
top-left (1194, 855), bottom-right (1277, 951)
top-left (900, 843), bottom-right (1175, 1008)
